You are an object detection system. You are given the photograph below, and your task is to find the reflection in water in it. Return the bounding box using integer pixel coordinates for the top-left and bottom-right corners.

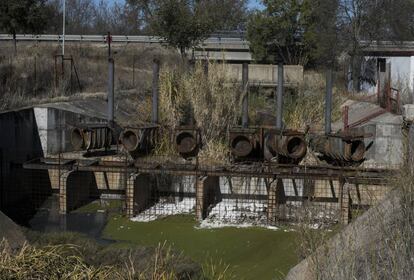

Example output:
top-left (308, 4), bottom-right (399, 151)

top-left (29, 195), bottom-right (114, 244)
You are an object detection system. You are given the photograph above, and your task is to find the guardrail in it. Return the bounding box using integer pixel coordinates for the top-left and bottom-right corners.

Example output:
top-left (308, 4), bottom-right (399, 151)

top-left (0, 34), bottom-right (249, 47)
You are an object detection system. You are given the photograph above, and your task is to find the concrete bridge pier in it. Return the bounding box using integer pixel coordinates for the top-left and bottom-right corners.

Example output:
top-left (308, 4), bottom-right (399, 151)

top-left (267, 178), bottom-right (287, 224)
top-left (59, 171), bottom-right (97, 214)
top-left (195, 176), bottom-right (221, 220)
top-left (339, 181), bottom-right (352, 225)
top-left (126, 173), bottom-right (154, 218)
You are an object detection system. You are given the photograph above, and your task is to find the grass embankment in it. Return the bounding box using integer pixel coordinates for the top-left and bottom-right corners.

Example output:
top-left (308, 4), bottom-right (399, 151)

top-left (104, 214), bottom-right (299, 280)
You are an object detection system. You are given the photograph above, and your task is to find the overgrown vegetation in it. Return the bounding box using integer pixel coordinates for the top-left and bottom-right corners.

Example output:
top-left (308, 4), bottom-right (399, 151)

top-left (293, 165), bottom-right (414, 280)
top-left (0, 41), bottom-right (178, 111)
top-left (157, 61), bottom-right (242, 161)
top-left (1, 231), bottom-right (234, 280)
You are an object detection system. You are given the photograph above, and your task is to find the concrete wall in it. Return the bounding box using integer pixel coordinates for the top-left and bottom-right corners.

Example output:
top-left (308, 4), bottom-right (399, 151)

top-left (0, 109), bottom-right (51, 224)
top-left (225, 64), bottom-right (304, 87)
top-left (34, 107), bottom-right (106, 155)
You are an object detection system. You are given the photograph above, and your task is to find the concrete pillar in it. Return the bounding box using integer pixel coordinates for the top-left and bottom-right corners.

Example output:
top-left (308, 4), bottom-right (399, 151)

top-left (126, 173), bottom-right (154, 218)
top-left (126, 173), bottom-right (138, 218)
top-left (267, 179), bottom-right (286, 224)
top-left (196, 176), bottom-right (220, 220)
top-left (339, 181), bottom-right (351, 224)
top-left (59, 171), bottom-right (97, 214)
top-left (59, 170), bottom-right (73, 214)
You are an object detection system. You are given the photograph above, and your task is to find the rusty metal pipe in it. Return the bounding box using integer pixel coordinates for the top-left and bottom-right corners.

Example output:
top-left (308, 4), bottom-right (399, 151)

top-left (310, 135), bottom-right (367, 164)
top-left (265, 132), bottom-right (307, 160)
top-left (120, 129), bottom-right (140, 152)
top-left (175, 129), bottom-right (200, 158)
top-left (71, 126), bottom-right (113, 151)
top-left (71, 127), bottom-right (84, 151)
top-left (231, 135), bottom-right (253, 158)
top-left (120, 127), bottom-right (158, 156)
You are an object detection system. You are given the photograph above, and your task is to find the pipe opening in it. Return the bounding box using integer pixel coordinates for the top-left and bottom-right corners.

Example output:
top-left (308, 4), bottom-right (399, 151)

top-left (121, 130), bottom-right (139, 152)
top-left (71, 128), bottom-right (84, 150)
top-left (176, 132), bottom-right (196, 153)
top-left (350, 140), bottom-right (365, 161)
top-left (231, 135), bottom-right (253, 157)
top-left (287, 137), bottom-right (307, 159)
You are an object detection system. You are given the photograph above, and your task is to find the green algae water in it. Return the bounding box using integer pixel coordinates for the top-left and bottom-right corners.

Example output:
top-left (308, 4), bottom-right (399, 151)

top-left (103, 214), bottom-right (299, 280)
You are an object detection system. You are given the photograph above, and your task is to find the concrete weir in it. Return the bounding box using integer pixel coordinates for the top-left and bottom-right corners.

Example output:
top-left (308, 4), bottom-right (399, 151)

top-left (0, 99), bottom-right (401, 227)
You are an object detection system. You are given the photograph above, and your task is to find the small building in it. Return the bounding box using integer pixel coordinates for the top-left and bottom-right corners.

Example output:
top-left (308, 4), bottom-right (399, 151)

top-left (352, 41), bottom-right (414, 97)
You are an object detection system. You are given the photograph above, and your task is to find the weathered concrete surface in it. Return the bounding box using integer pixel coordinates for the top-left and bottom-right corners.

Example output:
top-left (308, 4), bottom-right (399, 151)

top-left (333, 100), bottom-right (404, 168)
top-left (285, 187), bottom-right (404, 280)
top-left (0, 109), bottom-right (51, 224)
top-left (0, 211), bottom-right (27, 250)
top-left (225, 64), bottom-right (304, 87)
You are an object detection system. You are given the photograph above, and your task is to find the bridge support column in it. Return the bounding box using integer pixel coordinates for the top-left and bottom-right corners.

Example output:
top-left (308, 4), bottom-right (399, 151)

top-left (267, 179), bottom-right (286, 224)
top-left (339, 181), bottom-right (351, 224)
top-left (59, 170), bottom-right (73, 214)
top-left (126, 173), bottom-right (154, 218)
top-left (196, 176), bottom-right (220, 220)
top-left (59, 171), bottom-right (97, 214)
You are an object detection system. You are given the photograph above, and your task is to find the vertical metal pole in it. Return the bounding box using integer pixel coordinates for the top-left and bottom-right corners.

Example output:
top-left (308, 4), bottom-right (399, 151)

top-left (276, 62), bottom-right (284, 130)
top-left (132, 56), bottom-right (135, 87)
top-left (108, 58), bottom-right (115, 127)
top-left (203, 60), bottom-right (209, 76)
top-left (152, 59), bottom-right (160, 124)
top-left (62, 0), bottom-right (65, 56)
top-left (107, 31), bottom-right (111, 58)
top-left (242, 63), bottom-right (249, 128)
top-left (325, 69), bottom-right (333, 135)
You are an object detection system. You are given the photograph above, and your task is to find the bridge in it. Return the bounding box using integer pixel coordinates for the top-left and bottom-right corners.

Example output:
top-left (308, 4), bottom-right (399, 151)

top-left (0, 33), bottom-right (252, 62)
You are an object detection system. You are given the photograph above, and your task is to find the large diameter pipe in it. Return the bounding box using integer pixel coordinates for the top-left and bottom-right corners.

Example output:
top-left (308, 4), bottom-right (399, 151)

top-left (276, 62), bottom-right (284, 130)
top-left (325, 69), bottom-right (333, 135)
top-left (175, 129), bottom-right (200, 158)
top-left (108, 58), bottom-right (115, 127)
top-left (242, 63), bottom-right (249, 128)
top-left (231, 135), bottom-right (253, 158)
top-left (152, 59), bottom-right (160, 124)
top-left (264, 132), bottom-right (307, 161)
top-left (310, 136), bottom-right (367, 164)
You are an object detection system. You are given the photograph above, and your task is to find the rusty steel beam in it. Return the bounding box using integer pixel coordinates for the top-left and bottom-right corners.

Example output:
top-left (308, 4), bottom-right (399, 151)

top-left (24, 157), bottom-right (394, 185)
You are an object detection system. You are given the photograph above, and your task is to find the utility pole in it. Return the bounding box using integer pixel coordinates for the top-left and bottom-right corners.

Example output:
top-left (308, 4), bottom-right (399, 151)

top-left (62, 0), bottom-right (66, 56)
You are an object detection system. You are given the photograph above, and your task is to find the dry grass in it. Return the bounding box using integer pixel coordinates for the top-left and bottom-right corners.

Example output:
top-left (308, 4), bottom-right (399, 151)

top-left (0, 236), bottom-right (203, 280)
top-left (158, 61), bottom-right (242, 162)
top-left (0, 41), bottom-right (179, 111)
top-left (294, 164), bottom-right (414, 280)
top-left (0, 240), bottom-right (120, 280)
top-left (284, 71), bottom-right (344, 131)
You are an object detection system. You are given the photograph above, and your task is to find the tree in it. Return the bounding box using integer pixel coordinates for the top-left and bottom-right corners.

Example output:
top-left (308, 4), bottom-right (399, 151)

top-left (127, 0), bottom-right (248, 56)
top-left (0, 0), bottom-right (49, 54)
top-left (247, 0), bottom-right (318, 65)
